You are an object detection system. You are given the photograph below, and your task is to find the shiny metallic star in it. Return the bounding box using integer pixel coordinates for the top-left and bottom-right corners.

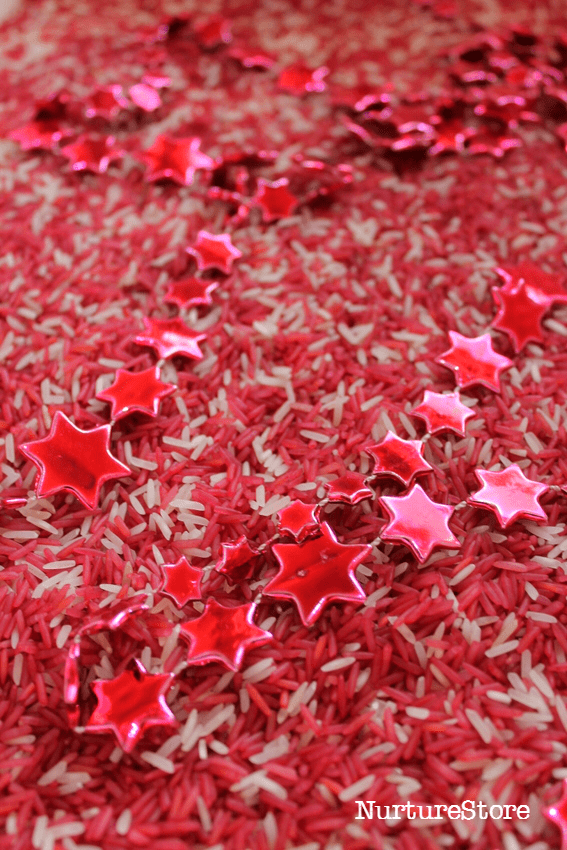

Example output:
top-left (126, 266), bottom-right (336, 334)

top-left (254, 178), bottom-right (298, 222)
top-left (490, 281), bottom-right (547, 352)
top-left (160, 556), bottom-right (202, 607)
top-left (277, 500), bottom-right (321, 542)
top-left (179, 600), bottom-right (272, 671)
top-left (544, 780), bottom-right (567, 850)
top-left (467, 464), bottom-right (549, 528)
top-left (365, 432), bottom-right (433, 487)
top-left (186, 230), bottom-right (242, 274)
top-left (141, 136), bottom-right (215, 185)
top-left (436, 331), bottom-right (513, 392)
top-left (495, 261), bottom-right (567, 307)
top-left (324, 473), bottom-right (374, 505)
top-left (164, 278), bottom-right (218, 309)
top-left (379, 483), bottom-right (460, 563)
top-left (134, 317), bottom-right (206, 360)
top-left (96, 367), bottom-right (176, 420)
top-left (411, 390), bottom-right (475, 436)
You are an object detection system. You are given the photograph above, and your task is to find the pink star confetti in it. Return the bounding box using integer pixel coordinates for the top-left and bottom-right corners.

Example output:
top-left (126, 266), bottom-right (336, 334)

top-left (179, 601), bottom-right (272, 670)
top-left (215, 536), bottom-right (261, 583)
top-left (324, 473), bottom-right (374, 505)
top-left (544, 780), bottom-right (567, 850)
top-left (490, 281), bottom-right (548, 352)
top-left (277, 64), bottom-right (329, 95)
top-left (186, 230), bottom-right (242, 273)
top-left (86, 660), bottom-right (176, 752)
top-left (20, 411), bottom-right (130, 509)
top-left (495, 261), bottom-right (567, 307)
top-left (141, 136), bottom-right (215, 185)
top-left (96, 367), bottom-right (175, 420)
top-left (379, 483), bottom-right (460, 563)
top-left (254, 178), bottom-right (298, 222)
top-left (59, 134), bottom-right (124, 173)
top-left (364, 431), bottom-right (433, 487)
top-left (129, 83), bottom-right (162, 112)
top-left (467, 464), bottom-right (549, 528)
top-left (411, 390), bottom-right (475, 436)
top-left (435, 331), bottom-right (513, 392)
top-left (160, 556), bottom-right (202, 607)
top-left (134, 317), bottom-right (206, 360)
top-left (164, 278), bottom-right (218, 309)
top-left (84, 85), bottom-right (129, 119)
top-left (264, 522), bottom-right (371, 626)
top-left (277, 500), bottom-right (321, 542)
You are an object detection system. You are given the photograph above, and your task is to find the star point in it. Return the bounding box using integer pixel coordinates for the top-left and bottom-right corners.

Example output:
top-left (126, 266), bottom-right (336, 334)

top-left (179, 600), bottom-right (272, 670)
top-left (379, 483), bottom-right (460, 563)
top-left (186, 230), bottom-right (242, 274)
top-left (495, 261), bottom-right (567, 307)
top-left (436, 331), bottom-right (513, 392)
top-left (215, 536), bottom-right (260, 583)
top-left (134, 317), bottom-right (206, 360)
top-left (467, 464), bottom-right (549, 528)
top-left (96, 367), bottom-right (176, 420)
top-left (364, 431), bottom-right (433, 487)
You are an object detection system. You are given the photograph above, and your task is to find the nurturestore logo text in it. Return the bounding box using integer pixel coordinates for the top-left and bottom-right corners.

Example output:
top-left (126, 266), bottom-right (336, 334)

top-left (356, 801), bottom-right (530, 821)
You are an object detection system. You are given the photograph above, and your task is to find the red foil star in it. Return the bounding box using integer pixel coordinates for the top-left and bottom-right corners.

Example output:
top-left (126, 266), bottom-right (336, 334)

top-left (9, 120), bottom-right (74, 151)
top-left (164, 278), bottom-right (218, 309)
top-left (194, 14), bottom-right (233, 48)
top-left (141, 136), bottom-right (215, 185)
top-left (215, 536), bottom-right (261, 583)
top-left (134, 317), bottom-right (206, 360)
top-left (20, 411), bottom-right (130, 509)
top-left (254, 178), bottom-right (298, 222)
top-left (86, 660), bottom-right (176, 752)
top-left (277, 64), bottom-right (329, 95)
top-left (465, 129), bottom-right (522, 157)
top-left (129, 83), bottom-right (162, 112)
top-left (160, 556), bottom-right (202, 606)
top-left (364, 431), bottom-right (433, 487)
top-left (277, 500), bottom-right (321, 542)
top-left (264, 522), bottom-right (371, 626)
top-left (544, 780), bottom-right (567, 850)
top-left (436, 331), bottom-right (513, 392)
top-left (467, 464), bottom-right (549, 528)
top-left (85, 85), bottom-right (129, 119)
top-left (324, 473), bottom-right (374, 505)
top-left (490, 281), bottom-right (547, 352)
top-left (411, 390), bottom-right (475, 436)
top-left (379, 484), bottom-right (460, 563)
top-left (186, 230), bottom-right (242, 274)
top-left (60, 135), bottom-right (124, 174)
top-left (77, 595), bottom-right (149, 636)
top-left (495, 262), bottom-right (567, 307)
top-left (179, 600), bottom-right (272, 670)
top-left (96, 367), bottom-right (175, 420)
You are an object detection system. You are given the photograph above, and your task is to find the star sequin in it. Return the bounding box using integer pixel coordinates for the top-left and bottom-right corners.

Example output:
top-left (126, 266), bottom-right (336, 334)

top-left (465, 129), bottom-right (522, 157)
top-left (467, 464), bottom-right (549, 528)
top-left (411, 390), bottom-right (475, 436)
top-left (278, 65), bottom-right (329, 95)
top-left (60, 135), bottom-right (124, 173)
top-left (263, 522), bottom-right (371, 626)
top-left (215, 536), bottom-right (260, 583)
top-left (544, 780), bottom-right (567, 850)
top-left (96, 367), bottom-right (176, 420)
top-left (324, 473), bottom-right (374, 505)
top-left (364, 431), bottom-right (433, 487)
top-left (129, 83), bottom-right (161, 112)
top-left (141, 136), bottom-right (215, 185)
top-left (277, 500), bottom-right (321, 542)
top-left (134, 317), bottom-right (206, 360)
top-left (20, 411), bottom-right (130, 509)
top-left (85, 85), bottom-right (129, 119)
top-left (490, 281), bottom-right (547, 352)
top-left (164, 278), bottom-right (218, 309)
top-left (186, 230), bottom-right (242, 274)
top-left (379, 484), bottom-right (460, 563)
top-left (160, 556), bottom-right (202, 607)
top-left (179, 600), bottom-right (272, 670)
top-left (436, 331), bottom-right (513, 392)
top-left (194, 14), bottom-right (232, 48)
top-left (495, 262), bottom-right (567, 307)
top-left (86, 660), bottom-right (176, 752)
top-left (254, 178), bottom-right (298, 222)
top-left (77, 595), bottom-right (149, 635)
top-left (9, 120), bottom-right (74, 151)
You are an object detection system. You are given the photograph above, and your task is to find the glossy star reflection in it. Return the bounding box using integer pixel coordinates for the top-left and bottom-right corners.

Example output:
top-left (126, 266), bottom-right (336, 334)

top-left (365, 432), bottom-right (433, 487)
top-left (186, 230), bottom-right (242, 274)
top-left (544, 780), bottom-right (567, 850)
top-left (160, 556), bottom-right (202, 607)
top-left (495, 262), bottom-right (567, 307)
top-left (20, 411), bottom-right (130, 509)
top-left (325, 473), bottom-right (374, 505)
top-left (60, 135), bottom-right (124, 173)
top-left (254, 178), bottom-right (298, 222)
top-left (142, 136), bottom-right (215, 185)
top-left (467, 464), bottom-right (548, 528)
top-left (215, 536), bottom-right (260, 583)
top-left (277, 500), bottom-right (321, 542)
top-left (379, 484), bottom-right (460, 563)
top-left (179, 601), bottom-right (272, 670)
top-left (436, 331), bottom-right (513, 392)
top-left (164, 278), bottom-right (218, 309)
top-left (264, 522), bottom-right (371, 626)
top-left (97, 367), bottom-right (175, 420)
top-left (411, 390), bottom-right (475, 436)
top-left (86, 660), bottom-right (176, 752)
top-left (134, 317), bottom-right (206, 360)
top-left (490, 282), bottom-right (547, 352)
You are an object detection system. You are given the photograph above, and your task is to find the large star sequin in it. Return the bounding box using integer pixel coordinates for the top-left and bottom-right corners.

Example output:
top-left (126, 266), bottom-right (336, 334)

top-left (495, 262), bottom-right (567, 307)
top-left (254, 178), bottom-right (298, 222)
top-left (85, 85), bottom-right (129, 119)
top-left (86, 660), bottom-right (176, 753)
top-left (164, 278), bottom-right (218, 309)
top-left (277, 64), bottom-right (329, 94)
top-left (179, 600), bottom-right (272, 670)
top-left (467, 464), bottom-right (549, 528)
top-left (490, 281), bottom-right (547, 352)
top-left (186, 230), bottom-right (242, 274)
top-left (134, 317), bottom-right (206, 360)
top-left (141, 136), bottom-right (215, 185)
top-left (20, 411), bottom-right (130, 509)
top-left (544, 780), bottom-right (567, 850)
top-left (364, 432), bottom-right (433, 487)
top-left (263, 522), bottom-right (371, 626)
top-left (379, 484), bottom-right (460, 563)
top-left (215, 536), bottom-right (261, 583)
top-left (276, 500), bottom-right (321, 542)
top-left (160, 556), bottom-right (202, 607)
top-left (97, 367), bottom-right (176, 421)
top-left (436, 331), bottom-right (513, 392)
top-left (324, 473), bottom-right (374, 505)
top-left (60, 135), bottom-right (124, 173)
top-left (9, 120), bottom-right (74, 151)
top-left (411, 390), bottom-right (475, 436)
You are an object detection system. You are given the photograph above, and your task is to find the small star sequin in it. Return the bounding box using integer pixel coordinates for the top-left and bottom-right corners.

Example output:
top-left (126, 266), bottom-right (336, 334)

top-left (264, 522), bottom-right (371, 626)
top-left (77, 595), bottom-right (149, 635)
top-left (134, 317), bottom-right (206, 360)
top-left (164, 278), bottom-right (218, 309)
top-left (364, 431), bottom-right (433, 487)
top-left (194, 14), bottom-right (232, 48)
top-left (60, 134), bottom-right (124, 174)
top-left (495, 262), bottom-right (567, 307)
top-left (160, 556), bottom-right (202, 606)
top-left (129, 83), bottom-right (161, 112)
top-left (490, 280), bottom-right (547, 352)
top-left (544, 780), bottom-right (567, 850)
top-left (324, 473), bottom-right (374, 505)
top-left (277, 500), bottom-right (321, 542)
top-left (254, 178), bottom-right (298, 222)
top-left (86, 660), bottom-right (176, 752)
top-left (96, 367), bottom-right (176, 420)
top-left (141, 136), bottom-right (215, 185)
top-left (379, 483), bottom-right (460, 563)
top-left (179, 600), bottom-right (272, 670)
top-left (186, 230), bottom-right (242, 274)
top-left (9, 120), bottom-right (74, 151)
top-left (436, 331), bottom-right (513, 392)
top-left (467, 464), bottom-right (549, 528)
top-left (85, 85), bottom-right (129, 119)
top-left (215, 536), bottom-right (260, 583)
top-left (411, 390), bottom-right (475, 436)
top-left (277, 64), bottom-right (329, 95)
top-left (20, 411), bottom-right (130, 509)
